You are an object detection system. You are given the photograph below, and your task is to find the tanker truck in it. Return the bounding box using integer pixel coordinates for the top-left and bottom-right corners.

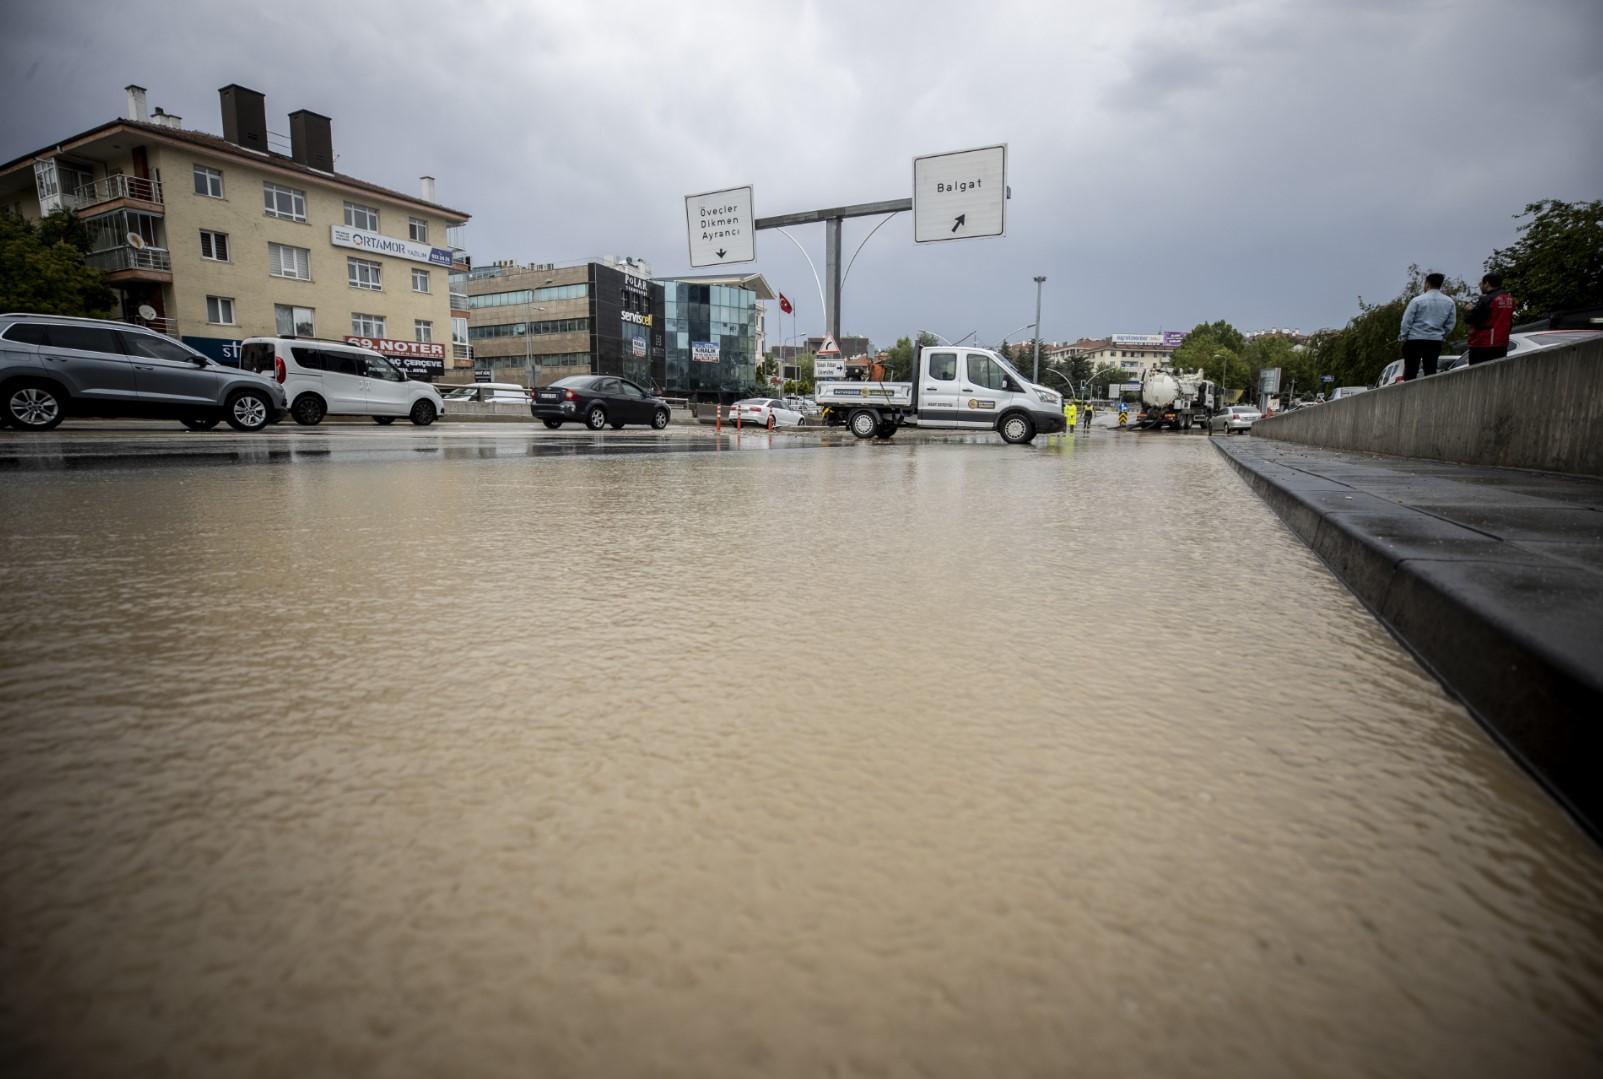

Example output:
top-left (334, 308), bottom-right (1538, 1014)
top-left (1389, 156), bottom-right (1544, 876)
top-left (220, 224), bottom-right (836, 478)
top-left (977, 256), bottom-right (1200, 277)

top-left (1137, 367), bottom-right (1217, 431)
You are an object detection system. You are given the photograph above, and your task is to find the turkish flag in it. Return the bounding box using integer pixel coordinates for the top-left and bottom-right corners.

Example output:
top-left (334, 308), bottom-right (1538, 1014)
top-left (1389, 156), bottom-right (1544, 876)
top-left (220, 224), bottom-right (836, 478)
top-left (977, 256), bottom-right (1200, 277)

top-left (779, 293), bottom-right (793, 314)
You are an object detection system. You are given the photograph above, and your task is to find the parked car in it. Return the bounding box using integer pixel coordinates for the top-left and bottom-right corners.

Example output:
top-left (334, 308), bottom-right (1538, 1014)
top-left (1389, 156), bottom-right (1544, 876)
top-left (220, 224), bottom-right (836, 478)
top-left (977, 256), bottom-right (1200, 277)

top-left (1441, 329), bottom-right (1603, 372)
top-left (783, 395), bottom-right (820, 417)
top-left (0, 313), bottom-right (286, 432)
top-left (1328, 386), bottom-right (1369, 402)
top-left (441, 382), bottom-right (530, 405)
top-left (240, 337), bottom-right (444, 426)
top-left (1211, 404), bottom-right (1261, 434)
top-left (1376, 359), bottom-right (1405, 387)
top-left (729, 398), bottom-right (804, 428)
top-left (530, 374), bottom-right (671, 430)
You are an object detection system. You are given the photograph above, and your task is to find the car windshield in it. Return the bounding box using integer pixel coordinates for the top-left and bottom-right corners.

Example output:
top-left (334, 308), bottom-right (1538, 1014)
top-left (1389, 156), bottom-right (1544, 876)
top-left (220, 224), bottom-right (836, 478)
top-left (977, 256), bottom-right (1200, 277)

top-left (552, 376), bottom-right (597, 388)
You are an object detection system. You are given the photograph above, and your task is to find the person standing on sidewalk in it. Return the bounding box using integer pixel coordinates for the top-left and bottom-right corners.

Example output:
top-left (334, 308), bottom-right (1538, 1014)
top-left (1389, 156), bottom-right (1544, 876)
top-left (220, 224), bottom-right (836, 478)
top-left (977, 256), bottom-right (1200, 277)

top-left (1465, 272), bottom-right (1515, 365)
top-left (1397, 272), bottom-right (1457, 380)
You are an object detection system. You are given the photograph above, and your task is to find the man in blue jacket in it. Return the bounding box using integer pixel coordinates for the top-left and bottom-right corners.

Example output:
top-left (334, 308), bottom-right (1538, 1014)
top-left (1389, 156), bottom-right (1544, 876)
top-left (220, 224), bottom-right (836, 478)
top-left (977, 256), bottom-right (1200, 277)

top-left (1397, 272), bottom-right (1457, 380)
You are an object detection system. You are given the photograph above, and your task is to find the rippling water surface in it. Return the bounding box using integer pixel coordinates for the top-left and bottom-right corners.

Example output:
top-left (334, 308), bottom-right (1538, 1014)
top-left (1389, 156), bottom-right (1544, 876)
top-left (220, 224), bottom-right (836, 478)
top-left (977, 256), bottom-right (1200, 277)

top-left (2, 431), bottom-right (1600, 1078)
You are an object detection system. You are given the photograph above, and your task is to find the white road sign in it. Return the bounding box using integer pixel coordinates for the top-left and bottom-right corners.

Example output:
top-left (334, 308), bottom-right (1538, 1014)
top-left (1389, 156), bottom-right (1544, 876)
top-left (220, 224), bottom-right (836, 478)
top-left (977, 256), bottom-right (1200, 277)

top-left (685, 185), bottom-right (755, 267)
top-left (912, 144), bottom-right (1006, 243)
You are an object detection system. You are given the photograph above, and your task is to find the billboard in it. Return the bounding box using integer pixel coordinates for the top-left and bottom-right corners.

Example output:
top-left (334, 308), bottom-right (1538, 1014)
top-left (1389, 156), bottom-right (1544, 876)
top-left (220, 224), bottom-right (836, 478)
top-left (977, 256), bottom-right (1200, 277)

top-left (1260, 367), bottom-right (1282, 393)
top-left (1111, 333), bottom-right (1164, 346)
top-left (691, 340), bottom-right (720, 363)
top-left (1162, 330), bottom-right (1186, 347)
top-left (345, 336), bottom-right (446, 379)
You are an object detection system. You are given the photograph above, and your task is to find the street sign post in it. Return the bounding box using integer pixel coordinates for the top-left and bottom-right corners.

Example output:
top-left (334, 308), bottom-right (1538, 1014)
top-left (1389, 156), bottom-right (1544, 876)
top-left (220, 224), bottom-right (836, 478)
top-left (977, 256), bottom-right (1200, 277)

top-left (685, 186), bottom-right (755, 268)
top-left (1260, 367), bottom-right (1281, 394)
top-left (912, 144), bottom-right (1007, 243)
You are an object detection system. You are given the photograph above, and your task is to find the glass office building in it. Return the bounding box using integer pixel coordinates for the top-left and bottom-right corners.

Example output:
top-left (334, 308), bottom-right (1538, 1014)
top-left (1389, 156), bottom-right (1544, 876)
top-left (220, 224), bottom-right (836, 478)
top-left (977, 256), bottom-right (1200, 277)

top-left (656, 278), bottom-right (767, 399)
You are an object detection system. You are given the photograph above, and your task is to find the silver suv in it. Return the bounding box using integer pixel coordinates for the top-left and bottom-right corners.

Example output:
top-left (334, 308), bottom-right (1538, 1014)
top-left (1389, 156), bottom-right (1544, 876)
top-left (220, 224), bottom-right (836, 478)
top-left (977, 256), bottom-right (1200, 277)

top-left (0, 313), bottom-right (287, 432)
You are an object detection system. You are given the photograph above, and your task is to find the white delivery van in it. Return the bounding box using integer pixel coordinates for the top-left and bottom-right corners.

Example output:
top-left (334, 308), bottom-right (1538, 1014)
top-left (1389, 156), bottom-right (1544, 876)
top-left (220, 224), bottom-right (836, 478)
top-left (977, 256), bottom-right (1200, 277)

top-left (241, 337), bottom-right (445, 426)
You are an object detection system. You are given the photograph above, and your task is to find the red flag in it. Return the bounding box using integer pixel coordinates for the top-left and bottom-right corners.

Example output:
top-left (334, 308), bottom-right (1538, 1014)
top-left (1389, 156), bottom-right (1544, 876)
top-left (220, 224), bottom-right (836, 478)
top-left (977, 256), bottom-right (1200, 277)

top-left (779, 293), bottom-right (793, 314)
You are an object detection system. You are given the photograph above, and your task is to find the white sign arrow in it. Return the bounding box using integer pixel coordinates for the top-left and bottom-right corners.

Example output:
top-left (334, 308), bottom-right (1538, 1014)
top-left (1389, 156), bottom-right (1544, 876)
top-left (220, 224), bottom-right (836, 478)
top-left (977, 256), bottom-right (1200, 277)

top-left (912, 145), bottom-right (1007, 244)
top-left (685, 185), bottom-right (756, 267)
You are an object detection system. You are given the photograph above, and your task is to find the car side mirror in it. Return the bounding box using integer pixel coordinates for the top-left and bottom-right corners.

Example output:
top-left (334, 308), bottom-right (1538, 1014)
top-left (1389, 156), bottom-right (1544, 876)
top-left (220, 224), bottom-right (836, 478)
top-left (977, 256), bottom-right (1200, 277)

top-left (194, 355), bottom-right (209, 366)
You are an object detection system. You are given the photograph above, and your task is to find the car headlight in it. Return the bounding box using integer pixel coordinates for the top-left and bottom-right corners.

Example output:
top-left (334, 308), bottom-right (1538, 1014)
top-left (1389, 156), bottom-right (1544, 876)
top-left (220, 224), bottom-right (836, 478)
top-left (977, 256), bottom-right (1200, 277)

top-left (1035, 390), bottom-right (1060, 405)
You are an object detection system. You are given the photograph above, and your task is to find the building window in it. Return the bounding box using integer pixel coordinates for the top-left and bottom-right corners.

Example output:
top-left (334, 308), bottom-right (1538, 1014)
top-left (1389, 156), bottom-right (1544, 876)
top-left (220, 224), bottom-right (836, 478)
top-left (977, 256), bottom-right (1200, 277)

top-left (411, 268), bottom-right (430, 293)
top-left (414, 320), bottom-right (433, 343)
top-left (199, 229), bottom-right (230, 262)
top-left (347, 257), bottom-right (382, 291)
top-left (467, 283), bottom-right (588, 308)
top-left (408, 216), bottom-right (428, 242)
top-left (193, 165), bottom-right (223, 198)
top-left (275, 304), bottom-right (315, 337)
top-left (343, 202), bottom-right (379, 231)
top-left (263, 182), bottom-right (306, 222)
top-left (206, 296), bottom-right (235, 325)
top-left (268, 242), bottom-right (311, 280)
top-left (467, 317), bottom-right (590, 340)
top-left (352, 312), bottom-right (386, 338)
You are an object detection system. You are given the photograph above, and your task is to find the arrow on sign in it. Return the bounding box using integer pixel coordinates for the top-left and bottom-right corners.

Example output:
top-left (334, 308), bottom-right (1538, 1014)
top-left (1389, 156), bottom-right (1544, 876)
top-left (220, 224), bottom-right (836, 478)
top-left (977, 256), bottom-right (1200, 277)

top-left (716, 248), bottom-right (727, 258)
top-left (951, 214), bottom-right (966, 233)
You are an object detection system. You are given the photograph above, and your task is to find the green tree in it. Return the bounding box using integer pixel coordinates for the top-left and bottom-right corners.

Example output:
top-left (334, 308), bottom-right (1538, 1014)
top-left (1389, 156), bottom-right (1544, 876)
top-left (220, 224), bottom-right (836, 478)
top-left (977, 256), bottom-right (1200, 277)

top-left (1089, 362), bottom-right (1128, 397)
top-left (1486, 198), bottom-right (1603, 322)
top-left (886, 337), bottom-right (915, 381)
top-left (1304, 265), bottom-right (1473, 390)
top-left (0, 209), bottom-right (115, 316)
top-left (1171, 320), bottom-right (1247, 393)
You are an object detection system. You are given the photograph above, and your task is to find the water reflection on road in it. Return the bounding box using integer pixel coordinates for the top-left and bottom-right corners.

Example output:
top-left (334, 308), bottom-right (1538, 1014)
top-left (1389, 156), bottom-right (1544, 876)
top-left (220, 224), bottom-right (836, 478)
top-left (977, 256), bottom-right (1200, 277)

top-left (1, 428), bottom-right (1600, 1078)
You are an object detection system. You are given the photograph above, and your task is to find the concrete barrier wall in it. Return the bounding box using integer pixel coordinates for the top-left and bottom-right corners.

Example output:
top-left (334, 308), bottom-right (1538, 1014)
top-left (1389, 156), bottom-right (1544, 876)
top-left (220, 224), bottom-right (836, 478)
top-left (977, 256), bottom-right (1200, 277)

top-left (1255, 339), bottom-right (1603, 476)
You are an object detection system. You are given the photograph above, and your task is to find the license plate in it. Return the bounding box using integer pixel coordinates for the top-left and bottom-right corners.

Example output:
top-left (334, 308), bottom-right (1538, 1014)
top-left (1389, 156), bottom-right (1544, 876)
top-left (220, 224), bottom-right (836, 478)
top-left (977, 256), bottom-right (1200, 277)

top-left (538, 392), bottom-right (557, 401)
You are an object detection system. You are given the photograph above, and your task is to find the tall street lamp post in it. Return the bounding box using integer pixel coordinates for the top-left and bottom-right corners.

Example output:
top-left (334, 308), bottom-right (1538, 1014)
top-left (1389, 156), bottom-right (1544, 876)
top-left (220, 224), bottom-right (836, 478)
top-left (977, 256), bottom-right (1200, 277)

top-left (1032, 275), bottom-right (1047, 382)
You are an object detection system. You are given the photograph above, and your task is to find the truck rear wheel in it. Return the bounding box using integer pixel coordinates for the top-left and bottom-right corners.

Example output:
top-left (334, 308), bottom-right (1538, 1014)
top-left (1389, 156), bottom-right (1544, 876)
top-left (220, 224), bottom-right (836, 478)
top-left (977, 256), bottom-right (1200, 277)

top-left (875, 419), bottom-right (897, 439)
top-left (848, 409), bottom-right (880, 439)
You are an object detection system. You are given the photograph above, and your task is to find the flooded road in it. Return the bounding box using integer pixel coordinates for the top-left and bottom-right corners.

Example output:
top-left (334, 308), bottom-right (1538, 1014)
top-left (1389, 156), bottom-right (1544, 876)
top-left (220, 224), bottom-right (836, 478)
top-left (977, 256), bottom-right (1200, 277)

top-left (2, 428), bottom-right (1600, 1078)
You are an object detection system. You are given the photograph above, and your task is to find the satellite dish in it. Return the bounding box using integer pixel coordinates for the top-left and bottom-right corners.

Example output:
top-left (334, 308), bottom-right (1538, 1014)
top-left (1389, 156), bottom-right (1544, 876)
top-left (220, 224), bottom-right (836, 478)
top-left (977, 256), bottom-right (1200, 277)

top-left (126, 232), bottom-right (146, 250)
top-left (137, 304), bottom-right (158, 321)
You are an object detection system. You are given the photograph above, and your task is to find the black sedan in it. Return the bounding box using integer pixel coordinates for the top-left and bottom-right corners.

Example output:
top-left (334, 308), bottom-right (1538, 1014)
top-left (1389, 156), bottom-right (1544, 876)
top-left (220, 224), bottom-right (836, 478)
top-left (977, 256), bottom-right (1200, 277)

top-left (530, 375), bottom-right (672, 431)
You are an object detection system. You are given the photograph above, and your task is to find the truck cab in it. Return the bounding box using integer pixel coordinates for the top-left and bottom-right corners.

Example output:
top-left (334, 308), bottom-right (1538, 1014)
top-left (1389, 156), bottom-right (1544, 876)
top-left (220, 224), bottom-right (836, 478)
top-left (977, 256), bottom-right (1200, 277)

top-left (816, 346), bottom-right (1065, 443)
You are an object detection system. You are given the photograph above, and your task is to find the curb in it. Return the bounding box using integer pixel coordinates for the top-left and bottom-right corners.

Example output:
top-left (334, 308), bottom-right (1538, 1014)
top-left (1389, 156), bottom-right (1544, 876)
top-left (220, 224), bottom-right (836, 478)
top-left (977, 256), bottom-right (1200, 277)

top-left (1213, 437), bottom-right (1603, 840)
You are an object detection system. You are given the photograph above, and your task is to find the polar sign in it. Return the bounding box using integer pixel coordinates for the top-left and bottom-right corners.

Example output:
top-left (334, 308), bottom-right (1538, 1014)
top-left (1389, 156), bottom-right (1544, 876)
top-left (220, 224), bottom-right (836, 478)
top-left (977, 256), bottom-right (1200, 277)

top-left (912, 144), bottom-right (1006, 243)
top-left (685, 185), bottom-right (755, 267)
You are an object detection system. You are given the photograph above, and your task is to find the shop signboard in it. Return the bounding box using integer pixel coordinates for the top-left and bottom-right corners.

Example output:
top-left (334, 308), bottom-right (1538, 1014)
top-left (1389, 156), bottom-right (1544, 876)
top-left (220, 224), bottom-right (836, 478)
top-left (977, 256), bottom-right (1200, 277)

top-left (183, 335), bottom-right (243, 366)
top-left (345, 336), bottom-right (446, 379)
top-left (631, 338), bottom-right (646, 358)
top-left (330, 224), bottom-right (454, 267)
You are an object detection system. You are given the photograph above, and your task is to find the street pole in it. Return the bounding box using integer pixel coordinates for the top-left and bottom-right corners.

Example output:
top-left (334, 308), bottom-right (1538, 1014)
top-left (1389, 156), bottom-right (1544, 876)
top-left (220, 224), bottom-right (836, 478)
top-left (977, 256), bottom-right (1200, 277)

top-left (1032, 275), bottom-right (1046, 383)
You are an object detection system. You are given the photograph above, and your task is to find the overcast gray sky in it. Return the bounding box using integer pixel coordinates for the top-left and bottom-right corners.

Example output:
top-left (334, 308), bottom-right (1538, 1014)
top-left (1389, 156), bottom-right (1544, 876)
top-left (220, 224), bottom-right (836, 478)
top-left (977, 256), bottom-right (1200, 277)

top-left (4, 0), bottom-right (1600, 348)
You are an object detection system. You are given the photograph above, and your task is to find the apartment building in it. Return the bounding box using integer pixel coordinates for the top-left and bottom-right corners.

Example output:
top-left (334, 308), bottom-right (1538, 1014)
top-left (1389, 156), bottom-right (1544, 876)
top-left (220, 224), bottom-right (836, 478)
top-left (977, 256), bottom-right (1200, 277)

top-left (0, 84), bottom-right (472, 379)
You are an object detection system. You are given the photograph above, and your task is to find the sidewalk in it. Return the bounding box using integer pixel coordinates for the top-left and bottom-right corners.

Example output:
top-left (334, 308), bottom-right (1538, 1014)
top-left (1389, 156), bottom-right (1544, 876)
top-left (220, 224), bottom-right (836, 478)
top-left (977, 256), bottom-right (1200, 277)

top-left (1214, 436), bottom-right (1603, 838)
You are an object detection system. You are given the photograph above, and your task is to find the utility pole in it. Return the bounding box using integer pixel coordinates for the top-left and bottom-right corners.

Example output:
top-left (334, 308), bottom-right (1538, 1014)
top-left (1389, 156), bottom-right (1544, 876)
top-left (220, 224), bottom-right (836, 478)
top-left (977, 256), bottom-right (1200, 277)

top-left (755, 198), bottom-right (911, 345)
top-left (1032, 275), bottom-right (1046, 382)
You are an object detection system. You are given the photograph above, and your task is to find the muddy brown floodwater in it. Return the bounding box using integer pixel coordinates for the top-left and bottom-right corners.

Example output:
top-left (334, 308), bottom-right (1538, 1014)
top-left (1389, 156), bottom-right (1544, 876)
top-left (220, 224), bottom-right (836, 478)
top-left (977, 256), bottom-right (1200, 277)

top-left (2, 430), bottom-right (1600, 1078)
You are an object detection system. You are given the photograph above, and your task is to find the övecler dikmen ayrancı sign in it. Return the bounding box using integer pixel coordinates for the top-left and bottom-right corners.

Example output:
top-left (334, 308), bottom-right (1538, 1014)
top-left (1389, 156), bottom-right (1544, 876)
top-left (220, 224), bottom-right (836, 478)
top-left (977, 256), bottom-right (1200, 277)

top-left (330, 224), bottom-right (455, 267)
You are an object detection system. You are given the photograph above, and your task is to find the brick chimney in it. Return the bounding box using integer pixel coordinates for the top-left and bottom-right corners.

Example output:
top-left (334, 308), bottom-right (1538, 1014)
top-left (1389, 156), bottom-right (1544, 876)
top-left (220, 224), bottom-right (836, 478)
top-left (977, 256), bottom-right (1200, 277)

top-left (125, 84), bottom-right (148, 123)
top-left (219, 84), bottom-right (268, 153)
top-left (288, 110), bottom-right (334, 172)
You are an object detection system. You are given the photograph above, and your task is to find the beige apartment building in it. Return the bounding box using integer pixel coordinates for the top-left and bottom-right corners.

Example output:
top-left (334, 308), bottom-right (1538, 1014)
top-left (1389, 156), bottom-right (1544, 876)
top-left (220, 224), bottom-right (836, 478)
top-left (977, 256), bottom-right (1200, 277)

top-left (0, 84), bottom-right (472, 378)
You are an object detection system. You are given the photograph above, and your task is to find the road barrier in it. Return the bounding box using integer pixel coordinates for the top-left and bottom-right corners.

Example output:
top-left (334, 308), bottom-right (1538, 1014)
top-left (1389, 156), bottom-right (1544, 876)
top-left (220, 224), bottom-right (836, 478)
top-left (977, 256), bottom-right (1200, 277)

top-left (1254, 338), bottom-right (1603, 477)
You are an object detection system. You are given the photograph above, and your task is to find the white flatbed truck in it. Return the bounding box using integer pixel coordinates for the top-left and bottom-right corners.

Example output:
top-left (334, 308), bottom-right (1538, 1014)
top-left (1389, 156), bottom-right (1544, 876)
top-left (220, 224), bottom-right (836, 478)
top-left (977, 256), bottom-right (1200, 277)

top-left (815, 346), bottom-right (1067, 444)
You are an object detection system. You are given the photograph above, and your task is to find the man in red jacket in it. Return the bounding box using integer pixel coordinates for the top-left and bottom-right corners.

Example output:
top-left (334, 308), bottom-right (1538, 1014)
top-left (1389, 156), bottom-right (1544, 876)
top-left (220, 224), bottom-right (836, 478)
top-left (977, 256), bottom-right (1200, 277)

top-left (1465, 272), bottom-right (1515, 365)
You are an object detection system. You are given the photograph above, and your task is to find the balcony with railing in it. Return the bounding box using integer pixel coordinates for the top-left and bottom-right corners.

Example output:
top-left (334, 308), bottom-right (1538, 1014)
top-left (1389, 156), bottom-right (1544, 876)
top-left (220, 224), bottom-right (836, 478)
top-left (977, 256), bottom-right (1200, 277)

top-left (65, 174), bottom-right (164, 213)
top-left (134, 317), bottom-right (180, 338)
top-left (449, 291), bottom-right (469, 312)
top-left (452, 343), bottom-right (473, 363)
top-left (85, 245), bottom-right (173, 280)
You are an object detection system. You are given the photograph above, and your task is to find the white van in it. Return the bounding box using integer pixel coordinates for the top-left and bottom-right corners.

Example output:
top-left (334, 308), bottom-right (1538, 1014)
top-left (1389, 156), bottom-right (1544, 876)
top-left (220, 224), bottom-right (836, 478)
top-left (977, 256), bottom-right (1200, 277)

top-left (240, 338), bottom-right (445, 426)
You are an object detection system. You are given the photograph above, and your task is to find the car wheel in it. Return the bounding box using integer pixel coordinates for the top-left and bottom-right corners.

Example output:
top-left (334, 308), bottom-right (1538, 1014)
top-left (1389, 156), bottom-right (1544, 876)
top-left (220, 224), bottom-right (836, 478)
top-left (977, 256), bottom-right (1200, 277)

top-left (848, 409), bottom-right (880, 439)
top-left (542, 418), bottom-right (563, 429)
top-left (4, 381), bottom-right (66, 431)
top-left (999, 412), bottom-right (1035, 445)
top-left (767, 413), bottom-right (777, 431)
top-left (224, 389), bottom-right (271, 432)
top-left (180, 416), bottom-right (221, 431)
top-left (585, 405), bottom-right (607, 430)
top-left (410, 399), bottom-right (437, 426)
top-left (651, 408), bottom-right (670, 430)
top-left (875, 419), bottom-right (897, 439)
top-left (373, 416), bottom-right (396, 425)
top-left (291, 394), bottom-right (325, 426)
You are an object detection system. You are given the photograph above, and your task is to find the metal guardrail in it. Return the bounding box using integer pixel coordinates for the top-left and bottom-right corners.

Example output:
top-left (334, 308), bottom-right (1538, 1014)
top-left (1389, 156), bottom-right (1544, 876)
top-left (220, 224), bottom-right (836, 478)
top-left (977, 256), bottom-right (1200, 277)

top-left (66, 175), bottom-right (164, 208)
top-left (86, 246), bottom-right (172, 273)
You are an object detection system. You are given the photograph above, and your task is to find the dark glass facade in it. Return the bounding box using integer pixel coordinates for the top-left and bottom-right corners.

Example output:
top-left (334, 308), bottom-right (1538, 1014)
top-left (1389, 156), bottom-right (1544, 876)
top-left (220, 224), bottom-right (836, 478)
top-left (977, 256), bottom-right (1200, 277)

top-left (657, 281), bottom-right (760, 399)
top-left (589, 263), bottom-right (656, 388)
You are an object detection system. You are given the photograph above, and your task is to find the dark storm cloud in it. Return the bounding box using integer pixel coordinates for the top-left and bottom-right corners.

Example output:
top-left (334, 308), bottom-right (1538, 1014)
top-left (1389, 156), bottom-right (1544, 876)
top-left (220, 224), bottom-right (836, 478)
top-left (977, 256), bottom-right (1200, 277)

top-left (2, 0), bottom-right (1600, 349)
